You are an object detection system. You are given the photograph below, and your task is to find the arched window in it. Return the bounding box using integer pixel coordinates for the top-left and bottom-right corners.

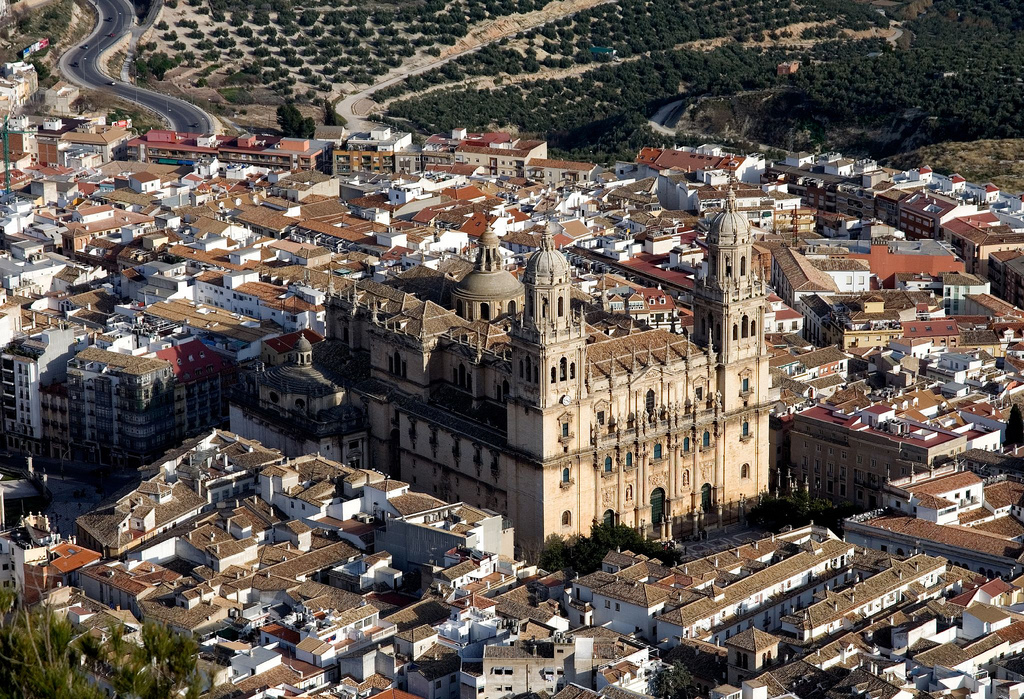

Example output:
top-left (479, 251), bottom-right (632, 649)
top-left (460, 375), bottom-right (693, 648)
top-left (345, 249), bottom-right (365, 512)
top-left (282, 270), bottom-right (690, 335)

top-left (742, 315), bottom-right (749, 338)
top-left (480, 302), bottom-right (491, 320)
top-left (525, 357), bottom-right (532, 381)
top-left (646, 389), bottom-right (656, 415)
top-left (561, 510), bottom-right (572, 527)
top-left (561, 467), bottom-right (570, 483)
top-left (569, 362), bottom-right (576, 380)
top-left (751, 318), bottom-right (757, 337)
top-left (703, 431), bottom-right (711, 448)
top-left (604, 456), bottom-right (613, 472)
top-left (654, 443), bottom-right (662, 459)
top-left (682, 470), bottom-right (690, 486)
top-left (740, 256), bottom-right (746, 276)
top-left (295, 398), bottom-right (305, 410)
top-left (456, 299), bottom-right (464, 317)
top-left (741, 463), bottom-right (750, 479)
top-left (508, 300), bottom-right (517, 316)
top-left (603, 509), bottom-right (615, 527)
top-left (732, 324), bottom-right (738, 341)
top-left (519, 360), bottom-right (524, 379)
top-left (527, 296), bottom-right (534, 317)
top-left (557, 296), bottom-right (565, 317)
top-left (683, 437), bottom-right (690, 452)
top-left (542, 299), bottom-right (549, 318)
top-left (742, 421), bottom-right (749, 437)
top-left (625, 452), bottom-right (633, 468)
top-left (559, 357), bottom-right (567, 381)
top-left (551, 367), bottom-right (557, 384)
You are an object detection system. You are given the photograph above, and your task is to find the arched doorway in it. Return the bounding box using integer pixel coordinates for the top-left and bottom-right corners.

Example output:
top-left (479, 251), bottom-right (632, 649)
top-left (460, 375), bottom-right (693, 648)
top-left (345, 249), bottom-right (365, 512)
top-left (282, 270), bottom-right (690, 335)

top-left (701, 483), bottom-right (712, 512)
top-left (603, 509), bottom-right (615, 527)
top-left (650, 488), bottom-right (666, 525)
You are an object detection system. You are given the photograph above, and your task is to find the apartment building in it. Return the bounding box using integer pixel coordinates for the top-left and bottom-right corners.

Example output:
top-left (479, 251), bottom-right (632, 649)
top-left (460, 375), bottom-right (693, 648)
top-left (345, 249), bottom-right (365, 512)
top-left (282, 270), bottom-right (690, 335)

top-left (67, 347), bottom-right (177, 467)
top-left (943, 272), bottom-right (991, 315)
top-left (2, 327), bottom-right (79, 456)
top-left (454, 139), bottom-right (548, 178)
top-left (845, 472), bottom-right (1024, 578)
top-left (656, 537), bottom-right (854, 645)
top-left (790, 402), bottom-right (967, 509)
top-left (154, 339), bottom-right (232, 439)
top-left (942, 213), bottom-right (1024, 278)
top-left (779, 554), bottom-right (946, 642)
top-left (898, 192), bottom-right (978, 241)
top-left (127, 130), bottom-right (332, 172)
top-left (332, 127), bottom-right (413, 174)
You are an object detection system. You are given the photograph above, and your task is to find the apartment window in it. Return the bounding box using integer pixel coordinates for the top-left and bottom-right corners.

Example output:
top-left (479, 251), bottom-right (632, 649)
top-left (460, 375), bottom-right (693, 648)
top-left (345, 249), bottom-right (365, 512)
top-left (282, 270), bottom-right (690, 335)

top-left (605, 600), bottom-right (610, 609)
top-left (615, 603), bottom-right (620, 611)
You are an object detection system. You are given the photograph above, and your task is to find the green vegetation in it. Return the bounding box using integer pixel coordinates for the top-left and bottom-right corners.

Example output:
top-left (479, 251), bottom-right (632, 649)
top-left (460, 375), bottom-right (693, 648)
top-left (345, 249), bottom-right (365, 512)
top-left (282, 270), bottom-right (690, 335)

top-left (653, 663), bottom-right (698, 699)
top-left (277, 103), bottom-right (315, 138)
top-left (0, 590), bottom-right (202, 699)
top-left (135, 50), bottom-right (178, 81)
top-left (1008, 404), bottom-right (1024, 446)
top-left (539, 522), bottom-right (680, 574)
top-left (381, 0), bottom-right (1024, 161)
top-left (747, 491), bottom-right (864, 533)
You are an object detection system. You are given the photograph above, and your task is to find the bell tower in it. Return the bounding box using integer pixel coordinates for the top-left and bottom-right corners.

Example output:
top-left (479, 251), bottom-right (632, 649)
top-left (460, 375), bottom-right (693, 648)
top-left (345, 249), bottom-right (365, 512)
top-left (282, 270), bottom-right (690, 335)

top-left (508, 225), bottom-right (586, 458)
top-left (692, 185), bottom-right (770, 507)
top-left (693, 188), bottom-right (764, 365)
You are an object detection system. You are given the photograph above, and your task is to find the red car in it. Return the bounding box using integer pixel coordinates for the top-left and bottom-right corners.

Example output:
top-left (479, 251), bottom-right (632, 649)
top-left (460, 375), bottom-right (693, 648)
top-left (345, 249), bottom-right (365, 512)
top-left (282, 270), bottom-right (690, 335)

top-left (108, 32), bottom-right (115, 37)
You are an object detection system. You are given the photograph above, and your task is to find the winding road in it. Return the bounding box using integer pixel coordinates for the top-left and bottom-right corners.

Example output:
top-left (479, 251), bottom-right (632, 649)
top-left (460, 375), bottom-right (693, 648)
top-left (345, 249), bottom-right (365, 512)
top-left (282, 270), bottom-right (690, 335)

top-left (59, 0), bottom-right (216, 133)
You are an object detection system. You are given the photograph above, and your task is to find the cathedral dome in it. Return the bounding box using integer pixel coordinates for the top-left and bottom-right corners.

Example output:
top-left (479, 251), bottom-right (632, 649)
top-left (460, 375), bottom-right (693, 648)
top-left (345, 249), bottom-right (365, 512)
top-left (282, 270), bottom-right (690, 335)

top-left (455, 268), bottom-right (524, 299)
top-left (708, 188), bottom-right (750, 246)
top-left (523, 223), bottom-right (570, 286)
top-left (452, 224), bottom-right (525, 320)
top-left (261, 363), bottom-right (338, 399)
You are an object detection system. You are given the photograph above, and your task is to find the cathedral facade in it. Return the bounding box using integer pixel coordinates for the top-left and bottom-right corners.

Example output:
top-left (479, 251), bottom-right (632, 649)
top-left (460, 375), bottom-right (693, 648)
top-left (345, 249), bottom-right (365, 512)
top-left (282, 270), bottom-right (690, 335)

top-left (324, 191), bottom-right (770, 557)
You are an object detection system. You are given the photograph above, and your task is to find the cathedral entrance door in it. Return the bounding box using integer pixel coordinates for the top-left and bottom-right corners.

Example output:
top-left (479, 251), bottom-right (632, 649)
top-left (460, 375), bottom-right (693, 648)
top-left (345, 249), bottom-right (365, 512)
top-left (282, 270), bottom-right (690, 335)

top-left (701, 483), bottom-right (712, 513)
top-left (650, 488), bottom-right (665, 525)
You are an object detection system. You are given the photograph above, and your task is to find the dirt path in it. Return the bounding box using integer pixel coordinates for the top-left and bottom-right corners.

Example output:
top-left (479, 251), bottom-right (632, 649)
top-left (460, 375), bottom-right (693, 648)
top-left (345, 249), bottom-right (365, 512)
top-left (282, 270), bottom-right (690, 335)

top-left (335, 0), bottom-right (619, 130)
top-left (373, 17), bottom-right (902, 120)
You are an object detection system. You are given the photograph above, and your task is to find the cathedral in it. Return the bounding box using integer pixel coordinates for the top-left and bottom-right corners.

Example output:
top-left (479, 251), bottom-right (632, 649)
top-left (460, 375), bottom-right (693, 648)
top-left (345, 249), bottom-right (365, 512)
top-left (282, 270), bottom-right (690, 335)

top-left (314, 190), bottom-right (770, 557)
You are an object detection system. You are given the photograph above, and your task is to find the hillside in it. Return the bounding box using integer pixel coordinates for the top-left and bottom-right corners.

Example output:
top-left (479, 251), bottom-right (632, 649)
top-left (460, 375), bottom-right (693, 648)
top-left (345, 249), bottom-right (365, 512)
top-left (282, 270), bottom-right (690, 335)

top-left (381, 0), bottom-right (1024, 163)
top-left (888, 140), bottom-right (1024, 192)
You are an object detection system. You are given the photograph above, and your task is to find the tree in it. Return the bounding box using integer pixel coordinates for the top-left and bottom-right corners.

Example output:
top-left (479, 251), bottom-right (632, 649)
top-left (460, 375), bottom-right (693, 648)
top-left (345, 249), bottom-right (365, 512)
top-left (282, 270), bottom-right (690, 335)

top-left (748, 491), bottom-right (863, 533)
top-left (538, 523), bottom-right (680, 574)
top-left (1008, 404), bottom-right (1024, 446)
top-left (322, 97), bottom-right (339, 126)
top-left (276, 103), bottom-right (315, 138)
top-left (653, 663), bottom-right (696, 699)
top-left (0, 590), bottom-right (202, 699)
